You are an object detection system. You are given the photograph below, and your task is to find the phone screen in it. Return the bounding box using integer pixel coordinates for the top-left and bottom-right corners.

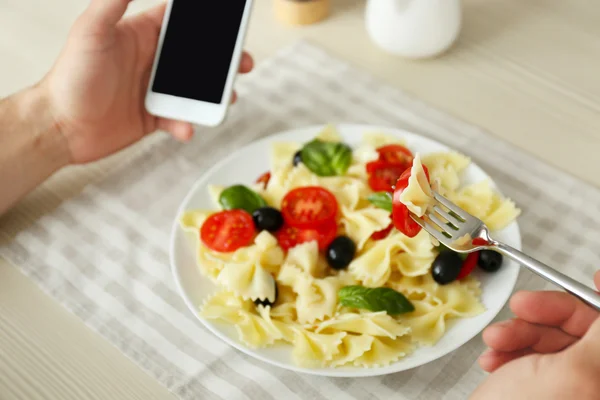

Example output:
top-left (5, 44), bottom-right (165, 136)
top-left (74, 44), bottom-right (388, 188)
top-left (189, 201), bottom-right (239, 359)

top-left (151, 0), bottom-right (248, 104)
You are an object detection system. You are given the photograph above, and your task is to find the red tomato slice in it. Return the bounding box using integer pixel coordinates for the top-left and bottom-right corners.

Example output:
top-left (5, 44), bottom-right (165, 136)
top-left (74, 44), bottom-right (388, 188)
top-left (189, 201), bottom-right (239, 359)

top-left (472, 237), bottom-right (489, 246)
top-left (457, 252), bottom-right (480, 280)
top-left (391, 163), bottom-right (430, 238)
top-left (200, 210), bottom-right (255, 253)
top-left (281, 186), bottom-right (338, 229)
top-left (391, 200), bottom-right (422, 238)
top-left (377, 144), bottom-right (414, 167)
top-left (371, 223), bottom-right (393, 240)
top-left (276, 221), bottom-right (338, 251)
top-left (255, 171), bottom-right (271, 189)
top-left (366, 161), bottom-right (409, 192)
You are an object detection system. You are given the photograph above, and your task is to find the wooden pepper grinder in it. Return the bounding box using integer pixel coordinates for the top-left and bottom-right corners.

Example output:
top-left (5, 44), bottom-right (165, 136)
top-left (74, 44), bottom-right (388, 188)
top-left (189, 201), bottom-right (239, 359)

top-left (274, 0), bottom-right (330, 26)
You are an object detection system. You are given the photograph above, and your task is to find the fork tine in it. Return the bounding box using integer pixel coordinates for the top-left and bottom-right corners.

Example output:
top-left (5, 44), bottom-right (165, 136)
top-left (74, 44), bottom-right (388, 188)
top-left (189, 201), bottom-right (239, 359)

top-left (411, 215), bottom-right (452, 243)
top-left (432, 191), bottom-right (468, 220)
top-left (432, 205), bottom-right (462, 225)
top-left (428, 212), bottom-right (454, 233)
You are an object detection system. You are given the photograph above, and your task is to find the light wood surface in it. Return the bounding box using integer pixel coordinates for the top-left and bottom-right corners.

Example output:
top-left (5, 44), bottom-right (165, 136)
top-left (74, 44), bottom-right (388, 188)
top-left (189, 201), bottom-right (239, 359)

top-left (1, 0), bottom-right (599, 398)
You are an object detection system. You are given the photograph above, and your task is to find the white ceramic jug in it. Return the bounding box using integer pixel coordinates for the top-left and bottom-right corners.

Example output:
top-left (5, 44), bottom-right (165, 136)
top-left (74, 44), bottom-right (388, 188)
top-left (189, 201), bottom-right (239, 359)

top-left (365, 0), bottom-right (462, 59)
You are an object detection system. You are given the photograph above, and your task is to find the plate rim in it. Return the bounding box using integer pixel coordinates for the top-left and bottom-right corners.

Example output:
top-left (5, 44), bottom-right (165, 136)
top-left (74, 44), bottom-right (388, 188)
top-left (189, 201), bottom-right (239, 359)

top-left (169, 123), bottom-right (522, 377)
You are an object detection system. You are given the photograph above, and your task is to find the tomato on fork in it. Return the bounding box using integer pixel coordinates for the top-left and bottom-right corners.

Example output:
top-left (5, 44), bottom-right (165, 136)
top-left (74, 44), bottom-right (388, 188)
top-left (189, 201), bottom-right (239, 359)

top-left (391, 164), bottom-right (430, 238)
top-left (200, 210), bottom-right (255, 253)
top-left (281, 186), bottom-right (338, 229)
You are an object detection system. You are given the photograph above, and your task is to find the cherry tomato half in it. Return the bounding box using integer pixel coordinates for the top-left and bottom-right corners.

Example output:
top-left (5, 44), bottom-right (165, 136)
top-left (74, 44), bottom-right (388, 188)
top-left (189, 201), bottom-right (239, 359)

top-left (457, 251), bottom-right (480, 280)
top-left (366, 161), bottom-right (409, 192)
top-left (276, 221), bottom-right (338, 251)
top-left (371, 223), bottom-right (393, 240)
top-left (281, 186), bottom-right (338, 229)
top-left (255, 171), bottom-right (271, 189)
top-left (200, 210), bottom-right (255, 253)
top-left (377, 144), bottom-right (414, 168)
top-left (391, 163), bottom-right (430, 238)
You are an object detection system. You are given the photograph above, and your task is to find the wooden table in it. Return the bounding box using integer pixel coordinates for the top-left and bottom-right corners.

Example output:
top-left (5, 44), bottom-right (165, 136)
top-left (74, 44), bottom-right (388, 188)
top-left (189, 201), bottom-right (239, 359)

top-left (1, 0), bottom-right (599, 398)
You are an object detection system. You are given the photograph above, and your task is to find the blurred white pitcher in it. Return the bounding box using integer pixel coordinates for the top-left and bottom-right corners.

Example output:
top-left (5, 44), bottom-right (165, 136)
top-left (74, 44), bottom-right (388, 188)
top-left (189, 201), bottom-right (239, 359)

top-left (365, 0), bottom-right (462, 59)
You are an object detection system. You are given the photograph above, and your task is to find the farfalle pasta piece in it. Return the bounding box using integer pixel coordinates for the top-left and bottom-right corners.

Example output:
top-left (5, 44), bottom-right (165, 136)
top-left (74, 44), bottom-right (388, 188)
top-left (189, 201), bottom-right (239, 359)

top-left (362, 131), bottom-right (407, 148)
top-left (387, 273), bottom-right (442, 304)
top-left (201, 292), bottom-right (295, 348)
top-left (315, 124), bottom-right (343, 142)
top-left (316, 176), bottom-right (368, 211)
top-left (179, 209), bottom-right (213, 233)
top-left (294, 275), bottom-right (344, 324)
top-left (291, 329), bottom-right (346, 368)
top-left (349, 237), bottom-right (395, 287)
top-left (200, 291), bottom-right (254, 324)
top-left (353, 336), bottom-right (414, 368)
top-left (217, 260), bottom-right (276, 303)
top-left (483, 193), bottom-right (521, 231)
top-left (394, 252), bottom-right (436, 277)
top-left (350, 229), bottom-right (434, 286)
top-left (397, 282), bottom-right (485, 345)
top-left (447, 180), bottom-right (494, 220)
top-left (421, 151), bottom-right (470, 195)
top-left (216, 231), bottom-right (282, 302)
top-left (277, 241), bottom-right (325, 287)
top-left (312, 311), bottom-right (410, 339)
top-left (341, 206), bottom-right (392, 250)
top-left (329, 334), bottom-right (375, 367)
top-left (282, 164), bottom-right (319, 190)
top-left (269, 141), bottom-right (301, 173)
top-left (196, 242), bottom-right (227, 282)
top-left (233, 308), bottom-right (291, 348)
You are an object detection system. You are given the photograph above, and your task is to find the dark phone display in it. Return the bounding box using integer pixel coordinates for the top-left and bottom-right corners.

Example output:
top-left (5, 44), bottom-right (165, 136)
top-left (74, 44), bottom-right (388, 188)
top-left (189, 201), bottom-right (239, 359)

top-left (152, 0), bottom-right (247, 104)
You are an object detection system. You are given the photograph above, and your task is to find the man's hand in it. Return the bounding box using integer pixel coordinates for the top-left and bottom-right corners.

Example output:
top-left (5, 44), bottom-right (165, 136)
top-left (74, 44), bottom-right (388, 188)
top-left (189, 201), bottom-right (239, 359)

top-left (44, 0), bottom-right (253, 164)
top-left (0, 0), bottom-right (253, 215)
top-left (470, 271), bottom-right (600, 399)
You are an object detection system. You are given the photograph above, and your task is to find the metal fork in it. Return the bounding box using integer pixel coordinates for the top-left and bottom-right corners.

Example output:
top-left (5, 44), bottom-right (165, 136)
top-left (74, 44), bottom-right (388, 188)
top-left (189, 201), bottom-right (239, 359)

top-left (412, 191), bottom-right (600, 311)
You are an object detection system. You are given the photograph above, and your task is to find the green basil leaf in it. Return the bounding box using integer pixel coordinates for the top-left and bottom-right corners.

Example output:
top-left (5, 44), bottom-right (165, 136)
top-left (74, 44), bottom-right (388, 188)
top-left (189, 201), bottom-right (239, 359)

top-left (338, 286), bottom-right (414, 315)
top-left (218, 185), bottom-right (267, 214)
top-left (367, 192), bottom-right (393, 212)
top-left (300, 139), bottom-right (352, 177)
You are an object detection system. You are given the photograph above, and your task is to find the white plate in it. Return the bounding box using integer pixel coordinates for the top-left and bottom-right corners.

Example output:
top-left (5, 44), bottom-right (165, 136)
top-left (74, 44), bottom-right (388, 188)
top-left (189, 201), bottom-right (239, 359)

top-left (170, 124), bottom-right (521, 377)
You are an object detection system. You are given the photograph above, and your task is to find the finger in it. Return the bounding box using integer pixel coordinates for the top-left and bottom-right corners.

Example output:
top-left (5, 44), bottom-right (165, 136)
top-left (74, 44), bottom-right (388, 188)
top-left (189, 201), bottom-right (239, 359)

top-left (595, 270), bottom-right (600, 291)
top-left (231, 91), bottom-right (238, 104)
top-left (478, 348), bottom-right (535, 373)
top-left (510, 290), bottom-right (599, 337)
top-left (133, 1), bottom-right (167, 32)
top-left (157, 118), bottom-right (194, 142)
top-left (85, 0), bottom-right (132, 31)
top-left (483, 318), bottom-right (578, 353)
top-left (575, 315), bottom-right (600, 362)
top-left (239, 52), bottom-right (254, 73)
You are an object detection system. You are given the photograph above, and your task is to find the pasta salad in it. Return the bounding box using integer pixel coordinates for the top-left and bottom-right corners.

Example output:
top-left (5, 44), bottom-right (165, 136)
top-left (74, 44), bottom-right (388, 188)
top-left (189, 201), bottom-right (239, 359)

top-left (179, 126), bottom-right (520, 368)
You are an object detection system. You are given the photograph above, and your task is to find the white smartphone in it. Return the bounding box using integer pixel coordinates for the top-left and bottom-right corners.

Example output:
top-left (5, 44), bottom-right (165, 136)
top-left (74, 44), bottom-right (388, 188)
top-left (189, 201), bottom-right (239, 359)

top-left (145, 0), bottom-right (254, 127)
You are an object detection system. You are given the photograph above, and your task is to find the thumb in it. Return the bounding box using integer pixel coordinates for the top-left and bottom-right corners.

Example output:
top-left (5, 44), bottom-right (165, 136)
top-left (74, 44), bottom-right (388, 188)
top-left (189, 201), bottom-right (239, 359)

top-left (83, 0), bottom-right (132, 32)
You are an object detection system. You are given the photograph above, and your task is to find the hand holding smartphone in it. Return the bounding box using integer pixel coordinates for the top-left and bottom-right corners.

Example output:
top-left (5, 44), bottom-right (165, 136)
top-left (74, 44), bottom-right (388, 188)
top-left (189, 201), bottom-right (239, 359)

top-left (145, 0), bottom-right (253, 127)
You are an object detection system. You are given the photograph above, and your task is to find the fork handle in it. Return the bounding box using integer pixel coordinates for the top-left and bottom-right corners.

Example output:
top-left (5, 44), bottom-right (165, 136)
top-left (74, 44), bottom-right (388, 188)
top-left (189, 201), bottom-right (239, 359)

top-left (495, 243), bottom-right (600, 312)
